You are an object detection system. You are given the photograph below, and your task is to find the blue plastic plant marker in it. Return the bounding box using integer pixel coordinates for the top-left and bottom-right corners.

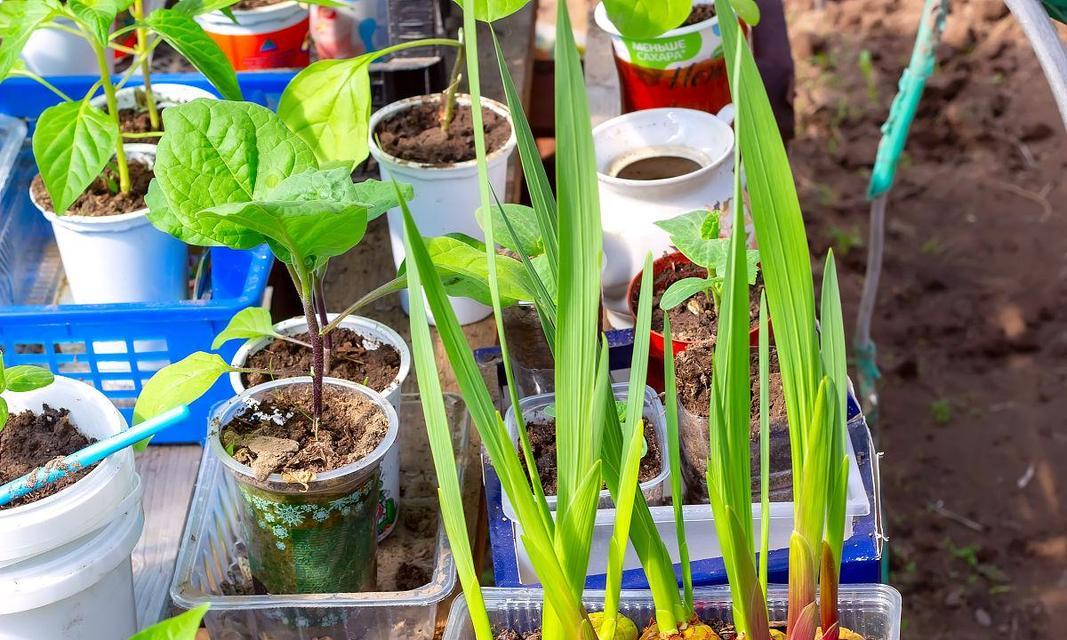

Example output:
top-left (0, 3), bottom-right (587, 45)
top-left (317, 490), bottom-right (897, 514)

top-left (866, 0), bottom-right (949, 199)
top-left (0, 405), bottom-right (190, 507)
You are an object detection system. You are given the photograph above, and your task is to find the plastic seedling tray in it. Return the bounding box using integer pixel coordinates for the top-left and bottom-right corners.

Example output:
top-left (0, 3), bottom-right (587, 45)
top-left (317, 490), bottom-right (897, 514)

top-left (502, 383), bottom-right (670, 516)
top-left (170, 394), bottom-right (470, 639)
top-left (442, 585), bottom-right (902, 640)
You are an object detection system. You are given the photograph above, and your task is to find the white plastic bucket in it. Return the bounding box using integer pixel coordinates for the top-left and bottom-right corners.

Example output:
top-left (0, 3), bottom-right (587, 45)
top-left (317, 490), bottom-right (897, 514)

top-left (368, 94), bottom-right (517, 326)
top-left (310, 0), bottom-right (389, 58)
top-left (21, 18), bottom-right (113, 77)
top-left (195, 1), bottom-right (311, 71)
top-left (593, 107), bottom-right (737, 327)
top-left (31, 144), bottom-right (188, 304)
top-left (0, 376), bottom-right (137, 567)
top-left (89, 83), bottom-right (218, 114)
top-left (0, 497), bottom-right (144, 640)
top-left (0, 376), bottom-right (143, 640)
top-left (229, 314), bottom-right (409, 540)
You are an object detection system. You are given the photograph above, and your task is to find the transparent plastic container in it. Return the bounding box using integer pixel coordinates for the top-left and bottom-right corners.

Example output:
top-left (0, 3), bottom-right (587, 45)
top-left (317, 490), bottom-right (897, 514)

top-left (443, 584), bottom-right (903, 640)
top-left (501, 383), bottom-right (670, 516)
top-left (171, 394), bottom-right (469, 639)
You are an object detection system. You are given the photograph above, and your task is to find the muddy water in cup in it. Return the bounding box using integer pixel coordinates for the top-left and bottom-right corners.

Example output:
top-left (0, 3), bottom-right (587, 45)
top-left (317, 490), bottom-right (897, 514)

top-left (608, 146), bottom-right (707, 180)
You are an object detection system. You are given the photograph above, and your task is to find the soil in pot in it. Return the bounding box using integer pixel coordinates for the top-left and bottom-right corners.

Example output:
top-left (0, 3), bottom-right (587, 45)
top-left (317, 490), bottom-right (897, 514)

top-left (30, 160), bottom-right (153, 217)
top-left (375, 101), bottom-right (512, 165)
top-left (674, 341), bottom-right (793, 502)
top-left (0, 405), bottom-right (96, 510)
top-left (241, 328), bottom-right (402, 394)
top-left (632, 259), bottom-right (764, 344)
top-left (683, 3), bottom-right (716, 26)
top-left (221, 384), bottom-right (389, 593)
top-left (524, 415), bottom-right (662, 495)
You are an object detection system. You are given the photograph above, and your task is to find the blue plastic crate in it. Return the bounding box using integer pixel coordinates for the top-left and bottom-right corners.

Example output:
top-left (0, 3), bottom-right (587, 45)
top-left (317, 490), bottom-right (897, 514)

top-left (0, 78), bottom-right (276, 443)
top-left (474, 331), bottom-right (886, 588)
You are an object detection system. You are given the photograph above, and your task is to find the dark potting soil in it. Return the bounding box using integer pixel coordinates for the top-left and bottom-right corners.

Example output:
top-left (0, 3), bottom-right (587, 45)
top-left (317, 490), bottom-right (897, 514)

top-left (526, 416), bottom-right (662, 495)
top-left (632, 259), bottom-right (762, 343)
top-left (221, 385), bottom-right (389, 482)
top-left (30, 159), bottom-right (153, 217)
top-left (233, 0), bottom-right (285, 9)
top-left (683, 3), bottom-right (716, 26)
top-left (0, 405), bottom-right (96, 510)
top-left (242, 328), bottom-right (402, 393)
top-left (375, 101), bottom-right (512, 165)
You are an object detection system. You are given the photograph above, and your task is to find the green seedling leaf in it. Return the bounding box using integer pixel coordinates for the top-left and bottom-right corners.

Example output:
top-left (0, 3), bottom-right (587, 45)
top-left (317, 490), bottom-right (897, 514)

top-left (146, 9), bottom-right (242, 101)
top-left (601, 0), bottom-right (690, 39)
top-left (129, 604), bottom-right (209, 639)
top-left (349, 179), bottom-right (413, 220)
top-left (278, 55), bottom-right (374, 168)
top-left (4, 366), bottom-right (54, 393)
top-left (0, 1), bottom-right (59, 80)
top-left (133, 352), bottom-right (232, 427)
top-left (475, 202), bottom-right (544, 257)
top-left (68, 0), bottom-right (120, 46)
top-left (32, 100), bottom-right (120, 214)
top-left (212, 307), bottom-right (276, 350)
top-left (454, 0), bottom-right (528, 22)
top-left (149, 100), bottom-right (317, 243)
top-left (0, 397), bottom-right (8, 432)
top-left (656, 208), bottom-right (760, 283)
top-left (659, 276), bottom-right (715, 311)
top-left (421, 234), bottom-right (532, 305)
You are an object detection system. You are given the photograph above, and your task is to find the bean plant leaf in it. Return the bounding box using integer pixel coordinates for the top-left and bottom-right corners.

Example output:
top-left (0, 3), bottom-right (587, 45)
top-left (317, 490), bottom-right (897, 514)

top-left (129, 604), bottom-right (210, 640)
top-left (4, 366), bottom-right (54, 392)
top-left (656, 208), bottom-right (760, 282)
top-left (32, 100), bottom-right (119, 214)
top-left (454, 0), bottom-right (528, 22)
top-left (149, 100), bottom-right (317, 243)
top-left (212, 307), bottom-right (276, 350)
top-left (347, 178), bottom-right (413, 221)
top-left (278, 56), bottom-right (374, 168)
top-left (602, 0), bottom-right (690, 39)
top-left (68, 0), bottom-right (120, 46)
top-left (423, 235), bottom-right (532, 305)
top-left (660, 276), bottom-right (714, 311)
top-left (0, 1), bottom-right (58, 81)
top-left (133, 352), bottom-right (232, 426)
top-left (146, 9), bottom-right (243, 101)
top-left (475, 203), bottom-right (544, 257)
top-left (0, 397), bottom-right (7, 432)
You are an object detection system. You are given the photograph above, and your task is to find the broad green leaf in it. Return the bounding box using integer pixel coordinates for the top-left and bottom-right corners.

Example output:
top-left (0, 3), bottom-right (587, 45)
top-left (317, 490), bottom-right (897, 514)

top-left (348, 178), bottom-right (413, 221)
top-left (133, 352), bottom-right (232, 426)
top-left (655, 210), bottom-right (729, 272)
top-left (4, 366), bottom-right (54, 392)
top-left (529, 253), bottom-right (558, 301)
top-left (145, 179), bottom-right (220, 247)
top-left (32, 100), bottom-right (119, 214)
top-left (659, 276), bottom-right (713, 311)
top-left (278, 56), bottom-right (374, 167)
top-left (0, 1), bottom-right (59, 80)
top-left (68, 0), bottom-right (119, 46)
top-left (172, 0), bottom-right (241, 14)
top-left (212, 307), bottom-right (276, 350)
top-left (146, 9), bottom-right (242, 101)
top-left (454, 0), bottom-right (528, 22)
top-left (152, 100), bottom-right (317, 233)
top-left (602, 0), bottom-right (690, 39)
top-left (129, 604), bottom-right (209, 639)
top-left (424, 235), bottom-right (531, 305)
top-left (0, 397), bottom-right (7, 431)
top-left (475, 203), bottom-right (544, 257)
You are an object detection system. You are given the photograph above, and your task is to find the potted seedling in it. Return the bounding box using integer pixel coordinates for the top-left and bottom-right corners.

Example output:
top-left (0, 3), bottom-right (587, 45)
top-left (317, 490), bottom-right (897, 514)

top-left (0, 0), bottom-right (248, 304)
top-left (132, 98), bottom-right (412, 594)
top-left (275, 28), bottom-right (517, 323)
top-left (627, 207), bottom-right (762, 360)
top-left (0, 358), bottom-right (147, 639)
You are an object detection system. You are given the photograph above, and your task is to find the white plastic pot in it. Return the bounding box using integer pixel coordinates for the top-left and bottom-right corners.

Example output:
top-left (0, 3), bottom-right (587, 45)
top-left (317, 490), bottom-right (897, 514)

top-left (310, 0), bottom-right (389, 58)
top-left (0, 376), bottom-right (143, 640)
top-left (593, 107), bottom-right (737, 327)
top-left (31, 144), bottom-right (188, 304)
top-left (21, 18), bottom-right (113, 77)
top-left (89, 83), bottom-right (218, 114)
top-left (195, 1), bottom-right (311, 71)
top-left (229, 314), bottom-right (410, 540)
top-left (368, 94), bottom-right (518, 326)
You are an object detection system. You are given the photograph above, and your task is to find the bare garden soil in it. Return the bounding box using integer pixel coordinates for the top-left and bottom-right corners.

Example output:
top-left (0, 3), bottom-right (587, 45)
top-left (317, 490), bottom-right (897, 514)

top-left (788, 0), bottom-right (1067, 635)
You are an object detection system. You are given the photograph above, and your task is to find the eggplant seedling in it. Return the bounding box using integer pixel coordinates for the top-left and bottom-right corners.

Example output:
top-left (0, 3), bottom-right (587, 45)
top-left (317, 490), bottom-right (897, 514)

top-left (654, 207), bottom-right (761, 313)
